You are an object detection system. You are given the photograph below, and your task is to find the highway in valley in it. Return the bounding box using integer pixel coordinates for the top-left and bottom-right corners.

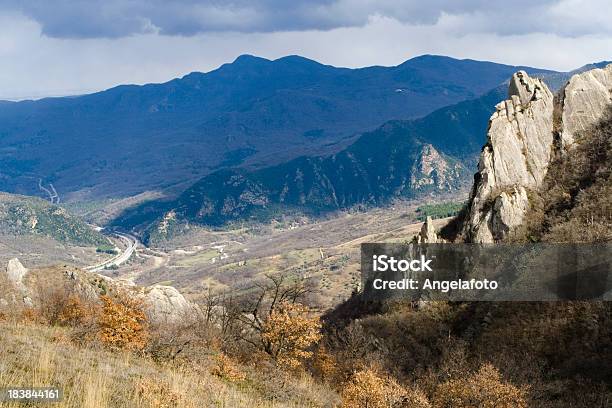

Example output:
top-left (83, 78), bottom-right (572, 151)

top-left (84, 231), bottom-right (139, 273)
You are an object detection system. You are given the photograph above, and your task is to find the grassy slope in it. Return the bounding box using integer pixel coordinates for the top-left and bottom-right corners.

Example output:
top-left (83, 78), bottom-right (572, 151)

top-left (513, 107), bottom-right (612, 243)
top-left (0, 321), bottom-right (338, 408)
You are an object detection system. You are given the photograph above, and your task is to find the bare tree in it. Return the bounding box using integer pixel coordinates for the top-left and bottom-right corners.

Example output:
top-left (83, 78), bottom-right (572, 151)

top-left (233, 274), bottom-right (313, 356)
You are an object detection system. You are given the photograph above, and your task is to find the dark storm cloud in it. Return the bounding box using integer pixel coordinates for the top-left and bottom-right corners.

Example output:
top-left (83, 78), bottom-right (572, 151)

top-left (0, 0), bottom-right (606, 39)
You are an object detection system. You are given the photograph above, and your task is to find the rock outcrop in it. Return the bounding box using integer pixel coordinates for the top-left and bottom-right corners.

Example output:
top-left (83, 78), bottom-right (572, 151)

top-left (416, 216), bottom-right (441, 244)
top-left (1, 259), bottom-right (196, 324)
top-left (6, 258), bottom-right (28, 287)
top-left (559, 64), bottom-right (612, 148)
top-left (139, 285), bottom-right (195, 323)
top-left (410, 144), bottom-right (464, 191)
top-left (463, 71), bottom-right (554, 242)
top-left (1, 258), bottom-right (31, 307)
top-left (462, 65), bottom-right (612, 243)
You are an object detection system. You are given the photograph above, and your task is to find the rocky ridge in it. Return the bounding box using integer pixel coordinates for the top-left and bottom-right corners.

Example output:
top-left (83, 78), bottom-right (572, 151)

top-left (1, 258), bottom-right (195, 323)
top-left (0, 192), bottom-right (107, 246)
top-left (462, 64), bottom-right (612, 243)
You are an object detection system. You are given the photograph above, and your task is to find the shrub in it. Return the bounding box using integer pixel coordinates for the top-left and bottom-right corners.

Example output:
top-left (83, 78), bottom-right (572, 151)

top-left (433, 363), bottom-right (527, 408)
top-left (211, 353), bottom-right (245, 382)
top-left (341, 368), bottom-right (430, 408)
top-left (57, 294), bottom-right (92, 327)
top-left (136, 378), bottom-right (186, 408)
top-left (312, 345), bottom-right (339, 382)
top-left (98, 293), bottom-right (149, 352)
top-left (36, 282), bottom-right (74, 325)
top-left (261, 301), bottom-right (322, 370)
top-left (20, 307), bottom-right (41, 324)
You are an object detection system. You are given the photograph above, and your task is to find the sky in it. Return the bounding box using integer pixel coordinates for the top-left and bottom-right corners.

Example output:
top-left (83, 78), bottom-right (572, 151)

top-left (1, 0), bottom-right (611, 100)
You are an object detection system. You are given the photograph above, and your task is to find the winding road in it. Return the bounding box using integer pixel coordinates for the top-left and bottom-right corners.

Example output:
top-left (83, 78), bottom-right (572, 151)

top-left (84, 231), bottom-right (139, 272)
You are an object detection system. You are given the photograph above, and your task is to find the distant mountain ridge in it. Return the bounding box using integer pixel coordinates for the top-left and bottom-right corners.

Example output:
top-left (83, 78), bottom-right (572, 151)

top-left (112, 87), bottom-right (507, 238)
top-left (0, 54), bottom-right (555, 200)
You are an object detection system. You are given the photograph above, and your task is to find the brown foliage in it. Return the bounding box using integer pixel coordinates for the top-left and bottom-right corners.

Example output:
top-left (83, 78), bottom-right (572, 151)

top-left (98, 293), bottom-right (149, 352)
top-left (222, 273), bottom-right (318, 365)
top-left (514, 107), bottom-right (612, 243)
top-left (210, 352), bottom-right (246, 382)
top-left (20, 307), bottom-right (42, 324)
top-left (312, 345), bottom-right (339, 382)
top-left (136, 377), bottom-right (190, 408)
top-left (433, 363), bottom-right (527, 408)
top-left (57, 294), bottom-right (92, 326)
top-left (341, 368), bottom-right (430, 408)
top-left (36, 281), bottom-right (77, 325)
top-left (261, 301), bottom-right (322, 369)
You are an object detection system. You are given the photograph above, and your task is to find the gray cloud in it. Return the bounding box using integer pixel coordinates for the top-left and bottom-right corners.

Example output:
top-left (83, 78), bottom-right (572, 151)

top-left (5, 0), bottom-right (607, 39)
top-left (1, 7), bottom-right (612, 100)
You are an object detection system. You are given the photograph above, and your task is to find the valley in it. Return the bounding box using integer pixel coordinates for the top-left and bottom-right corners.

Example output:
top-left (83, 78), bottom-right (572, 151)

top-left (3, 57), bottom-right (610, 309)
top-left (99, 198), bottom-right (460, 308)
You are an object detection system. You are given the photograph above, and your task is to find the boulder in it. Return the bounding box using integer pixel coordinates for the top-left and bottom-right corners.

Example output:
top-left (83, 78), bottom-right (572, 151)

top-left (141, 284), bottom-right (195, 323)
top-left (417, 216), bottom-right (440, 243)
top-left (6, 258), bottom-right (28, 287)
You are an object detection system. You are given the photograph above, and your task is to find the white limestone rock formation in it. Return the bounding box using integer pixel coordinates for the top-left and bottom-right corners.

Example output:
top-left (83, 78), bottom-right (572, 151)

top-left (463, 71), bottom-right (554, 243)
top-left (3, 258), bottom-right (33, 306)
top-left (416, 216), bottom-right (440, 244)
top-left (6, 258), bottom-right (28, 287)
top-left (462, 65), bottom-right (612, 243)
top-left (559, 64), bottom-right (612, 148)
top-left (140, 284), bottom-right (195, 323)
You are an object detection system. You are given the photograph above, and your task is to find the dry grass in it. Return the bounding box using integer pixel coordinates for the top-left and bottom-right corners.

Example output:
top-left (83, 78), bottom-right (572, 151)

top-left (0, 321), bottom-right (339, 408)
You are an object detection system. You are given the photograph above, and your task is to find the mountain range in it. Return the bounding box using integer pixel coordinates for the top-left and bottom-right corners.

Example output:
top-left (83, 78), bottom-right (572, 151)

top-left (3, 54), bottom-right (611, 237)
top-left (0, 55), bottom-right (555, 201)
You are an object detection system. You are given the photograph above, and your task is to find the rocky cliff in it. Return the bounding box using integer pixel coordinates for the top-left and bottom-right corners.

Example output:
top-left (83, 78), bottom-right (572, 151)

top-left (462, 65), bottom-right (612, 243)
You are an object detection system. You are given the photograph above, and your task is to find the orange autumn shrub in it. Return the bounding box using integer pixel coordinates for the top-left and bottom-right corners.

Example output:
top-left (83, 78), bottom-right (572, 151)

top-left (433, 363), bottom-right (527, 408)
top-left (211, 352), bottom-right (246, 382)
top-left (261, 301), bottom-right (321, 370)
top-left (58, 294), bottom-right (92, 326)
top-left (98, 294), bottom-right (148, 352)
top-left (341, 368), bottom-right (430, 408)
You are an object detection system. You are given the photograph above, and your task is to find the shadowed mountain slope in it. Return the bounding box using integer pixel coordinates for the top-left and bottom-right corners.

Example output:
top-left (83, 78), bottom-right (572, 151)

top-left (112, 87), bottom-right (506, 236)
top-left (0, 55), bottom-right (553, 200)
